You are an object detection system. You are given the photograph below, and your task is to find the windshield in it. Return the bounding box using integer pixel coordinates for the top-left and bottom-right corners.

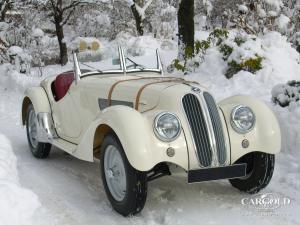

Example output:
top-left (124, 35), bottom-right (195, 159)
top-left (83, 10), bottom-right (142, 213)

top-left (76, 46), bottom-right (162, 75)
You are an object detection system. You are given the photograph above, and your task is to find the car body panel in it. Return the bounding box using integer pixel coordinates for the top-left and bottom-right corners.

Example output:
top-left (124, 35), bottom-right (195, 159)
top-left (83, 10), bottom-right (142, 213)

top-left (22, 50), bottom-right (281, 173)
top-left (219, 95), bottom-right (281, 163)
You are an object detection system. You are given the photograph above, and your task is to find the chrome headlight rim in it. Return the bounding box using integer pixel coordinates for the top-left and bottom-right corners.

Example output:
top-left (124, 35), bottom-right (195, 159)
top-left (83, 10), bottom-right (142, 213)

top-left (153, 112), bottom-right (181, 142)
top-left (231, 105), bottom-right (256, 134)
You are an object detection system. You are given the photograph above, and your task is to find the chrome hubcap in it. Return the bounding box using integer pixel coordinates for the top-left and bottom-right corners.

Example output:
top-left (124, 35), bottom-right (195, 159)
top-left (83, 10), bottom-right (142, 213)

top-left (28, 109), bottom-right (38, 148)
top-left (104, 145), bottom-right (127, 201)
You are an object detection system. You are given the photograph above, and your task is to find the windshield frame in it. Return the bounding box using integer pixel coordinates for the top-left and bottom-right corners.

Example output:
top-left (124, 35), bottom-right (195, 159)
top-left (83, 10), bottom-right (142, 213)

top-left (77, 46), bottom-right (164, 78)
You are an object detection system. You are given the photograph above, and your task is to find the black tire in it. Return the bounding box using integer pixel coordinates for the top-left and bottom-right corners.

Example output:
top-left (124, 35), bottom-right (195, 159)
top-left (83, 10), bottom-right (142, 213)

top-left (100, 134), bottom-right (147, 216)
top-left (229, 152), bottom-right (275, 194)
top-left (26, 104), bottom-right (52, 159)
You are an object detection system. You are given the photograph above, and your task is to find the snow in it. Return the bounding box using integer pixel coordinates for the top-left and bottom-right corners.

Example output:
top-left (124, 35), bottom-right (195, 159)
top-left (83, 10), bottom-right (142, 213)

top-left (264, 0), bottom-right (283, 11)
top-left (203, 0), bottom-right (213, 17)
top-left (133, 0), bottom-right (154, 20)
top-left (275, 14), bottom-right (290, 32)
top-left (268, 10), bottom-right (278, 17)
top-left (0, 22), bottom-right (9, 31)
top-left (271, 81), bottom-right (300, 107)
top-left (0, 134), bottom-right (40, 225)
top-left (0, 31), bottom-right (300, 225)
top-left (257, 5), bottom-right (267, 18)
top-left (32, 28), bottom-right (44, 38)
top-left (7, 46), bottom-right (23, 56)
top-left (238, 5), bottom-right (248, 13)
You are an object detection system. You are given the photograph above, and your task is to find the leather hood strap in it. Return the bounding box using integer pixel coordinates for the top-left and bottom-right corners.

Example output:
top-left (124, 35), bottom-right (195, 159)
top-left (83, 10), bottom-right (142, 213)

top-left (107, 77), bottom-right (183, 106)
top-left (135, 78), bottom-right (185, 111)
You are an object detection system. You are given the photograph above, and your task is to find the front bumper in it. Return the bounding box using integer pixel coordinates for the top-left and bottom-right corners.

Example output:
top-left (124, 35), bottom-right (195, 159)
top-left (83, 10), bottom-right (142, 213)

top-left (188, 164), bottom-right (247, 183)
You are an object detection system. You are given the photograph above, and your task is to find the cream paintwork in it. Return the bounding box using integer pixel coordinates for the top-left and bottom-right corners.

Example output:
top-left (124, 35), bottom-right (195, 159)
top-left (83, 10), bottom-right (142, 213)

top-left (23, 87), bottom-right (51, 118)
top-left (22, 73), bottom-right (281, 172)
top-left (218, 95), bottom-right (281, 164)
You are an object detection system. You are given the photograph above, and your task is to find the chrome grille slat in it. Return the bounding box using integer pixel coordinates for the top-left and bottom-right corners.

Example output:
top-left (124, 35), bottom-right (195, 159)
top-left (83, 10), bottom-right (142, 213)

top-left (182, 94), bottom-right (212, 167)
top-left (203, 92), bottom-right (227, 165)
top-left (186, 96), bottom-right (210, 166)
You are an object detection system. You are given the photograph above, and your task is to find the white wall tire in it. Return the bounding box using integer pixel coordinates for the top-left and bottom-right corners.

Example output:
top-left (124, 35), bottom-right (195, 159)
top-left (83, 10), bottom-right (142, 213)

top-left (100, 134), bottom-right (147, 216)
top-left (26, 104), bottom-right (52, 159)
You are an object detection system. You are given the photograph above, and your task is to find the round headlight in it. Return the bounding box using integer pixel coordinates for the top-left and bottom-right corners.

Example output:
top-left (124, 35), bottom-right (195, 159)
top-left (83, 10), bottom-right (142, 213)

top-left (154, 113), bottom-right (181, 142)
top-left (231, 105), bottom-right (255, 134)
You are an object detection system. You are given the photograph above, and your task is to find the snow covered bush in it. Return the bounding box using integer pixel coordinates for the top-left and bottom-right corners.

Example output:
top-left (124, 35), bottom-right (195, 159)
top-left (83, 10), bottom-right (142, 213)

top-left (202, 0), bottom-right (299, 52)
top-left (169, 28), bottom-right (264, 77)
top-left (225, 56), bottom-right (263, 78)
top-left (7, 46), bottom-right (31, 74)
top-left (272, 80), bottom-right (300, 107)
top-left (168, 39), bottom-right (211, 74)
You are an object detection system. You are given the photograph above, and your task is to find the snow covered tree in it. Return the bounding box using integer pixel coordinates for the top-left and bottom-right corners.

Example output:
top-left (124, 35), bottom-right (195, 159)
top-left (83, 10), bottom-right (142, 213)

top-left (178, 0), bottom-right (194, 59)
top-left (149, 1), bottom-right (177, 39)
top-left (43, 0), bottom-right (87, 65)
top-left (129, 0), bottom-right (154, 36)
top-left (0, 0), bottom-right (12, 21)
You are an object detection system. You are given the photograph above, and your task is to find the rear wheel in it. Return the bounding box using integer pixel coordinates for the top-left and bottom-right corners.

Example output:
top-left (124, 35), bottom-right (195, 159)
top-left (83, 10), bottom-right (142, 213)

top-left (26, 104), bottom-right (52, 158)
top-left (229, 152), bottom-right (275, 194)
top-left (100, 134), bottom-right (147, 216)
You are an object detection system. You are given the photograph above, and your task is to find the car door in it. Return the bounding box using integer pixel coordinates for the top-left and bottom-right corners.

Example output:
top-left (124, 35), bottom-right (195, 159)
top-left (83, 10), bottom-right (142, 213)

top-left (52, 83), bottom-right (83, 143)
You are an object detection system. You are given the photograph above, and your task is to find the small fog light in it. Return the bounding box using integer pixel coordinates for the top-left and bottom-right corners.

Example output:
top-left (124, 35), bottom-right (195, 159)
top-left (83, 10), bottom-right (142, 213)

top-left (166, 147), bottom-right (175, 157)
top-left (242, 139), bottom-right (249, 148)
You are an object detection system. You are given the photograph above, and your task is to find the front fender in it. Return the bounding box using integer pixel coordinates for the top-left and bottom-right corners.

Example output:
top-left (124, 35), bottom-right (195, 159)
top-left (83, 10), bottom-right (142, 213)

top-left (75, 105), bottom-right (189, 171)
top-left (22, 87), bottom-right (51, 125)
top-left (218, 95), bottom-right (281, 164)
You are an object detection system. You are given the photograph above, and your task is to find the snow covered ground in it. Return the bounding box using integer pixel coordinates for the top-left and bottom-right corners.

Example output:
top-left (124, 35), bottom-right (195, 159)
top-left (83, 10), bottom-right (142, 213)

top-left (0, 31), bottom-right (300, 225)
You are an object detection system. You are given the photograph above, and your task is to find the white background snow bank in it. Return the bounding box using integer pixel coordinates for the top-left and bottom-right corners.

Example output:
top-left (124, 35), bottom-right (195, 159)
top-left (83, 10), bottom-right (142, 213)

top-left (0, 134), bottom-right (40, 225)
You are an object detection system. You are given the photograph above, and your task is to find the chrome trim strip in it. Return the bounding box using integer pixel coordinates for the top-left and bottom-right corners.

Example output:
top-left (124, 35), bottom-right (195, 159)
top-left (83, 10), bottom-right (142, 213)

top-left (36, 112), bottom-right (58, 143)
top-left (182, 93), bottom-right (213, 167)
top-left (180, 94), bottom-right (203, 168)
top-left (197, 93), bottom-right (219, 167)
top-left (203, 92), bottom-right (227, 166)
top-left (73, 52), bottom-right (81, 84)
top-left (98, 98), bottom-right (134, 110)
top-left (156, 49), bottom-right (164, 76)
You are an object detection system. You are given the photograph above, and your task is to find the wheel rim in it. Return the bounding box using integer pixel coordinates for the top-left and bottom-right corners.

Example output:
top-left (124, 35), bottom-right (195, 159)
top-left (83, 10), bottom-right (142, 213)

top-left (28, 109), bottom-right (38, 149)
top-left (104, 145), bottom-right (127, 202)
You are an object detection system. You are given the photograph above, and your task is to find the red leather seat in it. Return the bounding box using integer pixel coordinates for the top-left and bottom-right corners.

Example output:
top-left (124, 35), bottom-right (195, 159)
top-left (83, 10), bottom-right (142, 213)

top-left (54, 71), bottom-right (74, 101)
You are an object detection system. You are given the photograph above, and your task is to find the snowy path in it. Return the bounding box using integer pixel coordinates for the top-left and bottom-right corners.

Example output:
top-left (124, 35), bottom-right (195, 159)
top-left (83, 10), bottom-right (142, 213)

top-left (0, 87), bottom-right (299, 225)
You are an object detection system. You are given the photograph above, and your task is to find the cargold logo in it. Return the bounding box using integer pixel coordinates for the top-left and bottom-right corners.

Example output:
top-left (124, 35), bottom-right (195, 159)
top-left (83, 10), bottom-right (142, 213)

top-left (241, 193), bottom-right (291, 211)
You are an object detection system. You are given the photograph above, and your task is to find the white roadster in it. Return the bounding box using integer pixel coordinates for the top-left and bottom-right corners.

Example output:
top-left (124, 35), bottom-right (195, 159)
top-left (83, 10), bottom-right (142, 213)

top-left (22, 47), bottom-right (281, 216)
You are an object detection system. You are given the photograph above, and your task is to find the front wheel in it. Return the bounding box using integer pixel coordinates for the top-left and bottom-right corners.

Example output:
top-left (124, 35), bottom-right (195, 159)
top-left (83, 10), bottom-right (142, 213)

top-left (100, 134), bottom-right (147, 216)
top-left (26, 104), bottom-right (52, 158)
top-left (229, 152), bottom-right (275, 194)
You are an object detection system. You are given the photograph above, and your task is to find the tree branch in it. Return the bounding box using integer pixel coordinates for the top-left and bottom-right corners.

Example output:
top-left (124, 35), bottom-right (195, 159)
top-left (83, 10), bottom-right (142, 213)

top-left (61, 7), bottom-right (75, 26)
top-left (62, 0), bottom-right (86, 12)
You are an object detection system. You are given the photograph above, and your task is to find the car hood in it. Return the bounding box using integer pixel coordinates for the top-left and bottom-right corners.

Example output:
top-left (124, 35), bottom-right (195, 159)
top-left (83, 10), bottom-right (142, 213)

top-left (81, 75), bottom-right (193, 112)
top-left (107, 76), bottom-right (185, 112)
